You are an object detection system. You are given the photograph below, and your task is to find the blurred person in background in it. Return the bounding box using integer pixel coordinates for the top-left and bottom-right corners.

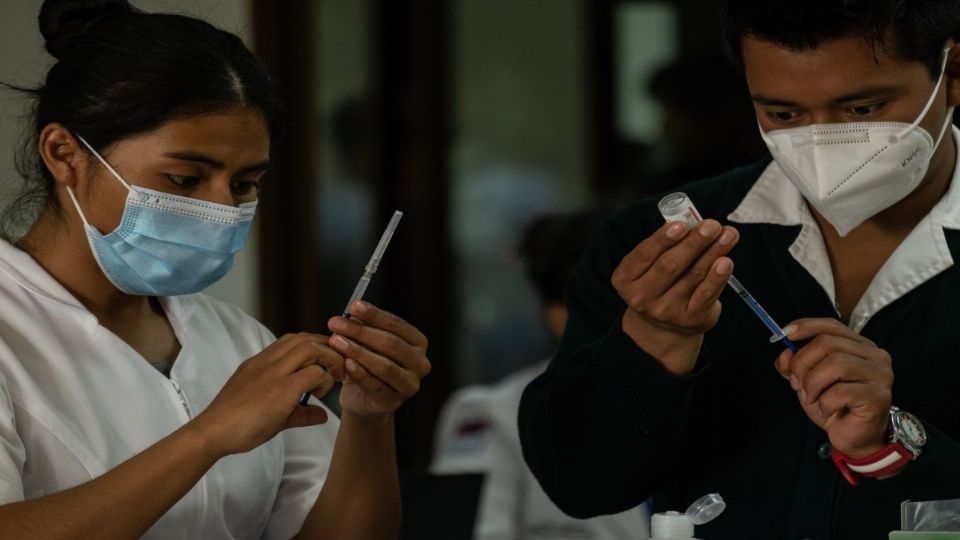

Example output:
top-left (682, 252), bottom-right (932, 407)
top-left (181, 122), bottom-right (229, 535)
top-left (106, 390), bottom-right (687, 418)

top-left (315, 97), bottom-right (378, 414)
top-left (433, 208), bottom-right (649, 540)
top-left (605, 54), bottom-right (767, 202)
top-left (317, 96), bottom-right (377, 326)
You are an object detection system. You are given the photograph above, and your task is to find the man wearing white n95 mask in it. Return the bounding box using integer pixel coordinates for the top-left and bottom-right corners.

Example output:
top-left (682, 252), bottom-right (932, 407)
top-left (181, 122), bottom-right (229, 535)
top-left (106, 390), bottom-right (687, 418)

top-left (519, 1), bottom-right (960, 538)
top-left (761, 47), bottom-right (955, 237)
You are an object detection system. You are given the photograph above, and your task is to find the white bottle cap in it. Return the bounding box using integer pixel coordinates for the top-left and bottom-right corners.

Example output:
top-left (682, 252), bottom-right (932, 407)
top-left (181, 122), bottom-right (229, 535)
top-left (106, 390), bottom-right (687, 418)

top-left (651, 511), bottom-right (694, 538)
top-left (685, 493), bottom-right (726, 525)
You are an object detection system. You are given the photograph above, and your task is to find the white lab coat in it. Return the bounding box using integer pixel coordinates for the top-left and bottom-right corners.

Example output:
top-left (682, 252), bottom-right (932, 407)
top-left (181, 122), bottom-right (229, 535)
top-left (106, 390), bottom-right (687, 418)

top-left (433, 361), bottom-right (650, 539)
top-left (0, 239), bottom-right (338, 539)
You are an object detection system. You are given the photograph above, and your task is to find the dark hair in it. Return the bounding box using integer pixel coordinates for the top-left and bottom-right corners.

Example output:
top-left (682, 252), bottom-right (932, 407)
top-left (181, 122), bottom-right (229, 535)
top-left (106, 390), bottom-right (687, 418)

top-left (4, 0), bottom-right (283, 238)
top-left (518, 207), bottom-right (611, 306)
top-left (721, 0), bottom-right (960, 78)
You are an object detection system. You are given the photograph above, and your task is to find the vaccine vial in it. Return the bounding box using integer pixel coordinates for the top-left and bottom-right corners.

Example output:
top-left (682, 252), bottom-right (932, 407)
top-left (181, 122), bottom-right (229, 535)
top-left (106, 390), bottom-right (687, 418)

top-left (657, 192), bottom-right (702, 230)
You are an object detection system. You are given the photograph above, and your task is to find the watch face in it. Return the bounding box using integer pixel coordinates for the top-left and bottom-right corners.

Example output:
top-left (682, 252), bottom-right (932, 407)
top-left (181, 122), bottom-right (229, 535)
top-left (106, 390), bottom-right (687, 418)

top-left (897, 411), bottom-right (927, 447)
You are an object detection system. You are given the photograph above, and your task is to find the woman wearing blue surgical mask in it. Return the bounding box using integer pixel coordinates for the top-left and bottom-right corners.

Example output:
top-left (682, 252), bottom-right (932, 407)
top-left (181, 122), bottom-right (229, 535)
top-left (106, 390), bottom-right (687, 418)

top-left (0, 1), bottom-right (430, 539)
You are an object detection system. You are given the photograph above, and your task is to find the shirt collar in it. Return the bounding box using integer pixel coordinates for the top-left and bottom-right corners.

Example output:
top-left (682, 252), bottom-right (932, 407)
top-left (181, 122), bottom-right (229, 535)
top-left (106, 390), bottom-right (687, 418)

top-left (727, 159), bottom-right (808, 227)
top-left (727, 126), bottom-right (960, 332)
top-left (929, 126), bottom-right (960, 229)
top-left (0, 238), bottom-right (198, 330)
top-left (0, 239), bottom-right (92, 316)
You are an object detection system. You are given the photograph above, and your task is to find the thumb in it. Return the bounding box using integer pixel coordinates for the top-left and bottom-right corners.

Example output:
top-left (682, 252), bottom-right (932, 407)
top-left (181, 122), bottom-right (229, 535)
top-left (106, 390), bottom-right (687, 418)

top-left (775, 349), bottom-right (793, 379)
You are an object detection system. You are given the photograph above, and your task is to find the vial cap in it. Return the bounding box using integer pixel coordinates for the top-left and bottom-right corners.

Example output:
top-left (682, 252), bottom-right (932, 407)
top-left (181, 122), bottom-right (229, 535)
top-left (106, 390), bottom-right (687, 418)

top-left (657, 192), bottom-right (701, 230)
top-left (658, 192), bottom-right (689, 213)
top-left (685, 493), bottom-right (726, 526)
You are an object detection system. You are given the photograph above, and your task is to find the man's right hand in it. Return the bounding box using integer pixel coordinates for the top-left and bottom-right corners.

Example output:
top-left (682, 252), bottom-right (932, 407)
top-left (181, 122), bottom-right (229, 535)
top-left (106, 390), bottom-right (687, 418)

top-left (611, 219), bottom-right (739, 375)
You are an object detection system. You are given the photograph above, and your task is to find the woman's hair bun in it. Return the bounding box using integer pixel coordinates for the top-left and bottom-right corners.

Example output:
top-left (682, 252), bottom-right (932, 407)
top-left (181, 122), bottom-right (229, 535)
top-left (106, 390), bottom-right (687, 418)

top-left (39, 0), bottom-right (135, 58)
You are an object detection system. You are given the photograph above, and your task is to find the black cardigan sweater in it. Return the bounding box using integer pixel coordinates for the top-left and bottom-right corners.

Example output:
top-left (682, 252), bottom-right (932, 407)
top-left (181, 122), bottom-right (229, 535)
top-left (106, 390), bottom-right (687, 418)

top-left (519, 160), bottom-right (960, 539)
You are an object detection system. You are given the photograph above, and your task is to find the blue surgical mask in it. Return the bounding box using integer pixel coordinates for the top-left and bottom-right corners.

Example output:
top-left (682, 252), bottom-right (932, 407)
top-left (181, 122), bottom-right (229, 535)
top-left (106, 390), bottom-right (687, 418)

top-left (67, 136), bottom-right (257, 296)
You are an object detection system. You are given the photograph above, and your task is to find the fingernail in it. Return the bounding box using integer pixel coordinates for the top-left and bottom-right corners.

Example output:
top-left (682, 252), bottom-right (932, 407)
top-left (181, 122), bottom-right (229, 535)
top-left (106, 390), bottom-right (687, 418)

top-left (698, 220), bottom-right (720, 237)
top-left (330, 318), bottom-right (347, 332)
top-left (353, 301), bottom-right (368, 315)
top-left (789, 374), bottom-right (800, 391)
top-left (715, 258), bottom-right (732, 274)
top-left (666, 223), bottom-right (686, 239)
top-left (331, 335), bottom-right (349, 350)
top-left (717, 229), bottom-right (735, 246)
top-left (782, 325), bottom-right (797, 338)
top-left (346, 359), bottom-right (358, 372)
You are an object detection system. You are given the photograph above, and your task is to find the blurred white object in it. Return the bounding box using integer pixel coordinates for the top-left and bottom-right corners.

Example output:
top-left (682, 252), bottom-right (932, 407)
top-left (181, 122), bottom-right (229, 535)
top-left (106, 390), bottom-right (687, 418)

top-left (433, 361), bottom-right (650, 539)
top-left (650, 493), bottom-right (725, 539)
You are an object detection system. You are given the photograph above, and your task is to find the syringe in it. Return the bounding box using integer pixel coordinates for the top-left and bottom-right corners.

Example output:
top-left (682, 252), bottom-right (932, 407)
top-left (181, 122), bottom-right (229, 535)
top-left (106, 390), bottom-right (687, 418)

top-left (299, 210), bottom-right (404, 406)
top-left (657, 193), bottom-right (798, 352)
top-left (341, 210), bottom-right (403, 317)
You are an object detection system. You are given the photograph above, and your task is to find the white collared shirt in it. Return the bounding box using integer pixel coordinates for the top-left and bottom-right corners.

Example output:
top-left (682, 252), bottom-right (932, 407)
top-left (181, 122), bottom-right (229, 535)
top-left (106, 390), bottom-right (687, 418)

top-left (728, 126), bottom-right (960, 332)
top-left (0, 239), bottom-right (339, 540)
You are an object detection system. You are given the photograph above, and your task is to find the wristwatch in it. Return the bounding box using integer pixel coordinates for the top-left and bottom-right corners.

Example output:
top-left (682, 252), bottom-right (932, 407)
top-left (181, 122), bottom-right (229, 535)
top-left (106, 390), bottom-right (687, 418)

top-left (889, 406), bottom-right (927, 455)
top-left (831, 406), bottom-right (927, 486)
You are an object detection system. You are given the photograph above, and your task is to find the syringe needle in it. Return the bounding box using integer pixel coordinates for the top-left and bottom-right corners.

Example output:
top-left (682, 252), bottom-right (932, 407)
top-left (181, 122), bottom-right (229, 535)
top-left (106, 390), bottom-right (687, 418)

top-left (343, 210), bottom-right (403, 317)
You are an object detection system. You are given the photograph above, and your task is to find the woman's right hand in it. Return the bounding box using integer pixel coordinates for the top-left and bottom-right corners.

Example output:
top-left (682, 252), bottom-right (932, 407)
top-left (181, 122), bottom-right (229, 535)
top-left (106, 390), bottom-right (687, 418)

top-left (191, 333), bottom-right (345, 456)
top-left (612, 219), bottom-right (739, 375)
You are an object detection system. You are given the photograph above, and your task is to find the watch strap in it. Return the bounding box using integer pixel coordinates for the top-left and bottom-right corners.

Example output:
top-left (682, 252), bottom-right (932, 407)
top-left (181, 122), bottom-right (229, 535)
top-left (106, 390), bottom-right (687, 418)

top-left (831, 442), bottom-right (914, 486)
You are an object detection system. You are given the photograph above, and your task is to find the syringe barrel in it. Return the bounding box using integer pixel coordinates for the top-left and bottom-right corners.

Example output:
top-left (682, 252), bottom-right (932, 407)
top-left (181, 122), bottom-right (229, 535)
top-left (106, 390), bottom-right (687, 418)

top-left (343, 274), bottom-right (372, 316)
top-left (726, 275), bottom-right (748, 295)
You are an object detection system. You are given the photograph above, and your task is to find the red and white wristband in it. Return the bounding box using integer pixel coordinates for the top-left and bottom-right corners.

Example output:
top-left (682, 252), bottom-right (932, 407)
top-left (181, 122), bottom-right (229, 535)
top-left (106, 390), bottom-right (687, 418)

top-left (831, 442), bottom-right (915, 486)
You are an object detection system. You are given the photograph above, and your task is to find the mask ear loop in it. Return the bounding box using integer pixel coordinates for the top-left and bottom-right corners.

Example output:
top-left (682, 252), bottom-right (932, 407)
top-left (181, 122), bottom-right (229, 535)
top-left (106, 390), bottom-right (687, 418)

top-left (75, 135), bottom-right (134, 192)
top-left (892, 48), bottom-right (953, 143)
top-left (65, 135), bottom-right (136, 230)
top-left (64, 185), bottom-right (92, 229)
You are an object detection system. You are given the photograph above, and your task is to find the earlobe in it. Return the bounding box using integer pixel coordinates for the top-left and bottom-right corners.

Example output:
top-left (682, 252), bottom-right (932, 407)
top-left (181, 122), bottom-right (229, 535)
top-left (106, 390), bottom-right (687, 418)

top-left (945, 59), bottom-right (960, 106)
top-left (38, 123), bottom-right (83, 188)
top-left (946, 43), bottom-right (960, 107)
top-left (947, 78), bottom-right (960, 108)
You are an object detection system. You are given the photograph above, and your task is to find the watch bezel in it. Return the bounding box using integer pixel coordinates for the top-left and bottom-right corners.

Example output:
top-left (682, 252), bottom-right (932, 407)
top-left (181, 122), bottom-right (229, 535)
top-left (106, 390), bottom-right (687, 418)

top-left (890, 406), bottom-right (927, 453)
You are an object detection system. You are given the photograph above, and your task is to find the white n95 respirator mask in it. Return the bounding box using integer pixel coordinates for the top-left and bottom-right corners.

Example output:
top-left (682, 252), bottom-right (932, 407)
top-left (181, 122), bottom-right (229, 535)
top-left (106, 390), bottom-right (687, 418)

top-left (761, 49), bottom-right (955, 237)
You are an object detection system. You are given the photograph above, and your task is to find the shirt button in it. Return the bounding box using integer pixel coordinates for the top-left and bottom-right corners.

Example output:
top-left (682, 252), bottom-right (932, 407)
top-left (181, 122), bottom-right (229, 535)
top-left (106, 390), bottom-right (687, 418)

top-left (818, 442), bottom-right (832, 460)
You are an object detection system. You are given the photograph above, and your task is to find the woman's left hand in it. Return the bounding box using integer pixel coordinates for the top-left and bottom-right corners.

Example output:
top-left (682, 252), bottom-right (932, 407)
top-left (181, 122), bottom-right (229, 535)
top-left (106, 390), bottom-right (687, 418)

top-left (327, 301), bottom-right (431, 420)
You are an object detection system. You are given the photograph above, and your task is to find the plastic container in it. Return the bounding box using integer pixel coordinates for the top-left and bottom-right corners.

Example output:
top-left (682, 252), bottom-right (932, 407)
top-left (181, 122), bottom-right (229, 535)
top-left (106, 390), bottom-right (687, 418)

top-left (657, 192), bottom-right (702, 230)
top-left (650, 493), bottom-right (726, 540)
